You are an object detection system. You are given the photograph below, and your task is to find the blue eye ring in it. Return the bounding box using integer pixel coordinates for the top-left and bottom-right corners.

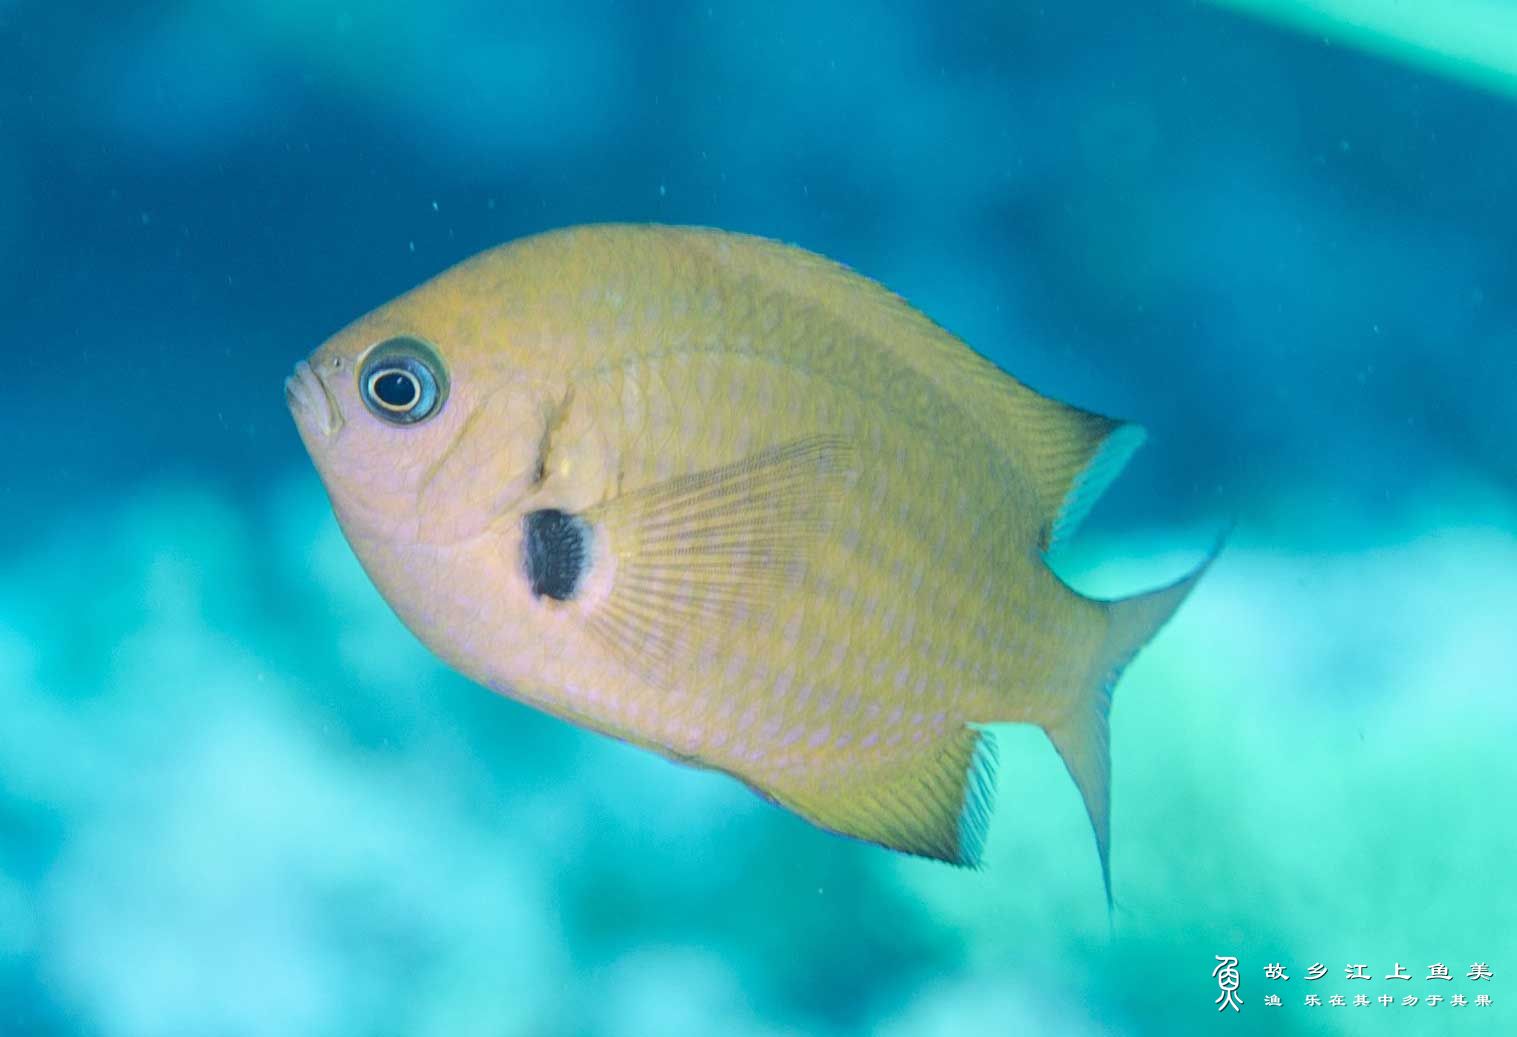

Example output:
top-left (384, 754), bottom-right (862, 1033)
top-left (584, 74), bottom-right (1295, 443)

top-left (358, 337), bottom-right (448, 425)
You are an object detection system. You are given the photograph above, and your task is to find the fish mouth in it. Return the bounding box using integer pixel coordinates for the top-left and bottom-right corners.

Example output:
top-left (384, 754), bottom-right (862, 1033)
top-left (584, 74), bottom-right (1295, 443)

top-left (284, 359), bottom-right (344, 439)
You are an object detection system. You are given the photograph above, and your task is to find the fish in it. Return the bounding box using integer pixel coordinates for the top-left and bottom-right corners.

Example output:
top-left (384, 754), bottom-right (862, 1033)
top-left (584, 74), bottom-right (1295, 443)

top-left (285, 223), bottom-right (1212, 899)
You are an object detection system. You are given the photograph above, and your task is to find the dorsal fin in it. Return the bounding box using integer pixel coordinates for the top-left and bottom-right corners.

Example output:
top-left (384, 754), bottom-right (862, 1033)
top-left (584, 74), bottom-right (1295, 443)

top-left (675, 227), bottom-right (1145, 547)
top-left (1020, 410), bottom-right (1147, 550)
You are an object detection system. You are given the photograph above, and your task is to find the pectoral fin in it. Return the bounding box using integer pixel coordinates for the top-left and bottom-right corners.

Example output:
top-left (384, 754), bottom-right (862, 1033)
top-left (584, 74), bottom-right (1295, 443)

top-left (580, 436), bottom-right (857, 688)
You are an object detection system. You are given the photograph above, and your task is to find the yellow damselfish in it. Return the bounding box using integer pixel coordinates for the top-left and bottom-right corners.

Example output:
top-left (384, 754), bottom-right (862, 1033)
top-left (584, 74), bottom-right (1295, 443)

top-left (286, 224), bottom-right (1211, 898)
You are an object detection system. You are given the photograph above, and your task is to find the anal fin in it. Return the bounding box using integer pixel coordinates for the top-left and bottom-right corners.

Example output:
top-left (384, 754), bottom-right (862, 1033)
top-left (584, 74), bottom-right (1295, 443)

top-left (777, 725), bottom-right (999, 867)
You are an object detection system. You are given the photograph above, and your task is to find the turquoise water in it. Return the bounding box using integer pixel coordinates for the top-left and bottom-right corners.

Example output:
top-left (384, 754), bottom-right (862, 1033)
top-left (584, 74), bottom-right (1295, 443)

top-left (2, 3), bottom-right (1513, 1034)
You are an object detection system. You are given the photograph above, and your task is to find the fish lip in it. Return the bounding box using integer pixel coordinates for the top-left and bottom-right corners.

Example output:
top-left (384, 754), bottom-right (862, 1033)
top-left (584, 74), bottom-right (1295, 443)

top-left (284, 359), bottom-right (344, 439)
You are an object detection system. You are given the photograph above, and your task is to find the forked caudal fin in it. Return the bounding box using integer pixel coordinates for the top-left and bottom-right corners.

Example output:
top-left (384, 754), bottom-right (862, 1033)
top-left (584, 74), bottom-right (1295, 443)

top-left (1044, 539), bottom-right (1223, 908)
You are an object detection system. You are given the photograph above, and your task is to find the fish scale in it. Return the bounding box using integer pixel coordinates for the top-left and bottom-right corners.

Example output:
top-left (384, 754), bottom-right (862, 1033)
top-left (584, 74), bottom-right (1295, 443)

top-left (287, 223), bottom-right (1214, 900)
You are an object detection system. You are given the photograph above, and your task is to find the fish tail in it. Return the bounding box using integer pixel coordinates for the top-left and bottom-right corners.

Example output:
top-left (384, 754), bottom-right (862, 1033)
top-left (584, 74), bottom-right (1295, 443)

top-left (1044, 537), bottom-right (1223, 908)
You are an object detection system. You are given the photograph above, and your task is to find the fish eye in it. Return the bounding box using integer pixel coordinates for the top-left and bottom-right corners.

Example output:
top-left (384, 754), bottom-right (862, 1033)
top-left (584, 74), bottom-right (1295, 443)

top-left (357, 337), bottom-right (448, 425)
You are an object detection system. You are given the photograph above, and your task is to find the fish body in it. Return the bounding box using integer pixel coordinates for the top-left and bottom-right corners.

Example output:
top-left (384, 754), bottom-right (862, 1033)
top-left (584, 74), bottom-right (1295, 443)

top-left (286, 224), bottom-right (1208, 892)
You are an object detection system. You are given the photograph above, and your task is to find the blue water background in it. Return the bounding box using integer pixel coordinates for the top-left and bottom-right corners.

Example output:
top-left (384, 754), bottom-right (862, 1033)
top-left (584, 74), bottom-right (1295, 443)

top-left (1, 2), bottom-right (1513, 1034)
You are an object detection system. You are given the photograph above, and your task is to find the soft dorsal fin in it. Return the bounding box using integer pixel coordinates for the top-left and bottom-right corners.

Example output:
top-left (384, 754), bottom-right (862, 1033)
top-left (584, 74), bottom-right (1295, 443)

top-left (904, 364), bottom-right (1144, 550)
top-left (676, 227), bottom-right (1145, 547)
top-left (1018, 410), bottom-right (1147, 550)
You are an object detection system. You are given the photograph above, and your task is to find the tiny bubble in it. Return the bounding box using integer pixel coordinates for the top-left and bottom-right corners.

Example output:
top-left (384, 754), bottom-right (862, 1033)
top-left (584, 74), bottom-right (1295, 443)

top-left (431, 200), bottom-right (439, 212)
top-left (408, 240), bottom-right (415, 252)
top-left (658, 183), bottom-right (667, 197)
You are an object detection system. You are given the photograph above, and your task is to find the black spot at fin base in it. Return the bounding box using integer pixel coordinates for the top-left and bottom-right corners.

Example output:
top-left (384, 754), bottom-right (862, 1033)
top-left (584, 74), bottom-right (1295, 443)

top-left (522, 508), bottom-right (592, 601)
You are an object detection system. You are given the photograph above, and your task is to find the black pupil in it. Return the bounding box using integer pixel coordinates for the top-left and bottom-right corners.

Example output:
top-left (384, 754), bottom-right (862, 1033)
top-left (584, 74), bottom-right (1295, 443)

top-left (374, 370), bottom-right (417, 408)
